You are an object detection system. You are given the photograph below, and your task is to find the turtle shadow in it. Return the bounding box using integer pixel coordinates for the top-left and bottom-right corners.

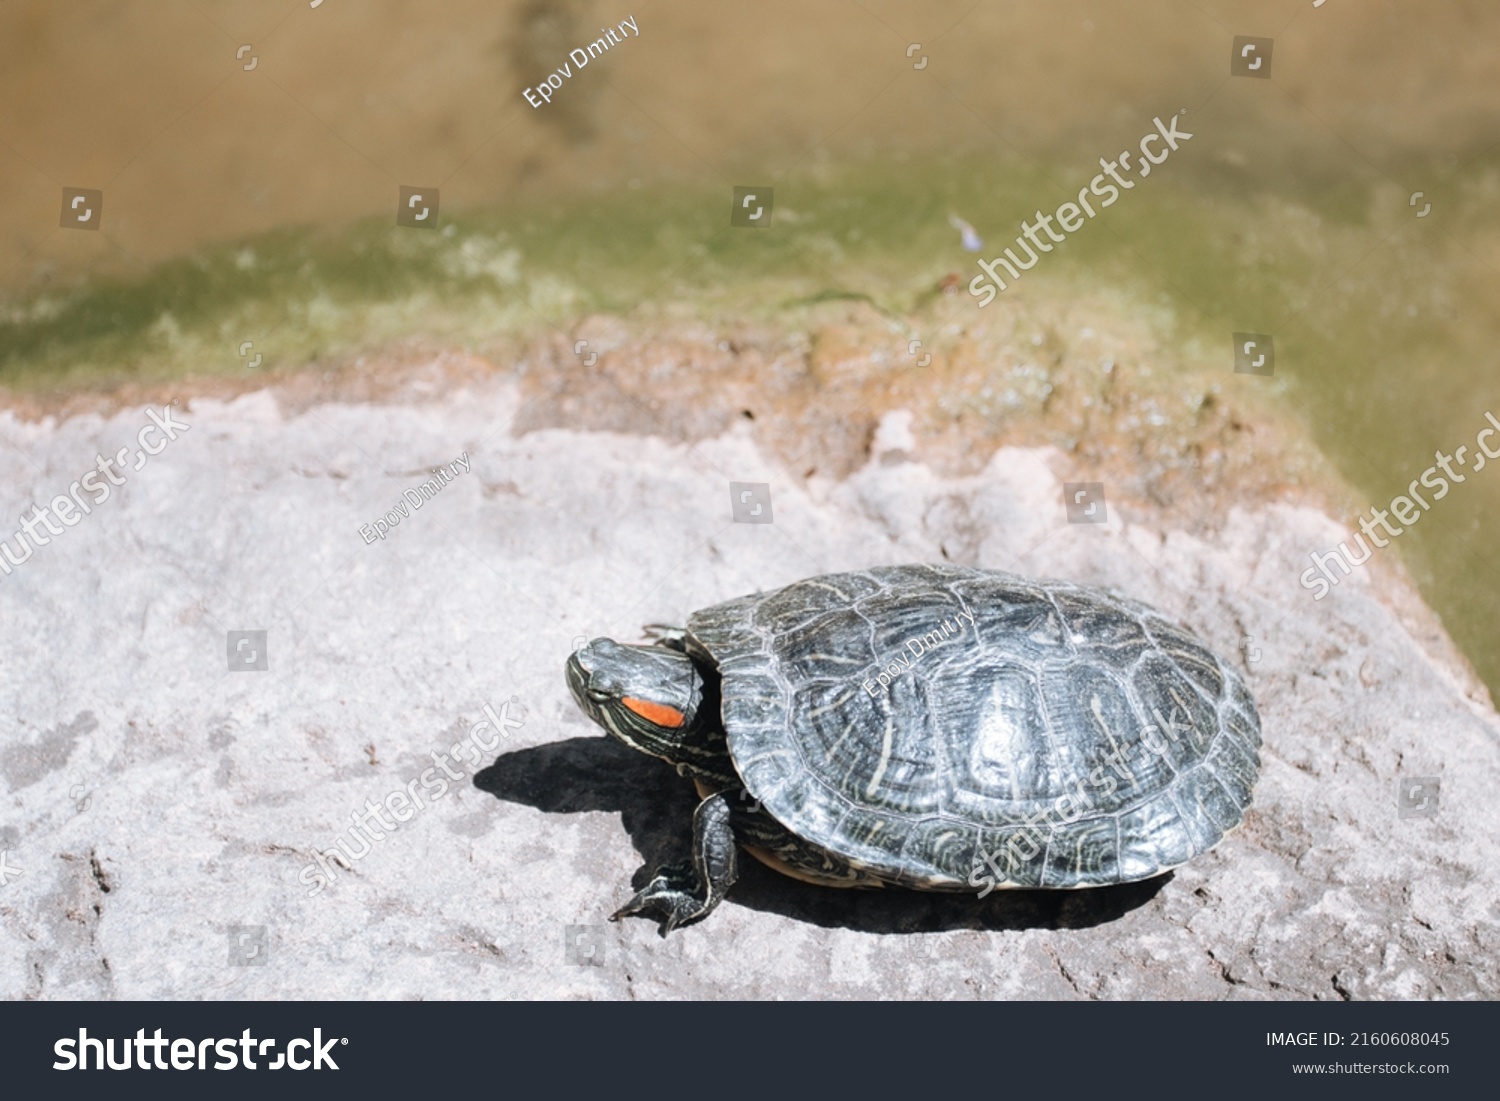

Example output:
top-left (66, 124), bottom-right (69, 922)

top-left (476, 735), bottom-right (1169, 935)
top-left (474, 734), bottom-right (699, 879)
top-left (729, 857), bottom-right (1170, 934)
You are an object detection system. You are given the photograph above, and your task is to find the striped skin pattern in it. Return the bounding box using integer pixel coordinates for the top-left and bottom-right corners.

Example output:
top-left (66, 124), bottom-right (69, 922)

top-left (686, 565), bottom-right (1262, 891)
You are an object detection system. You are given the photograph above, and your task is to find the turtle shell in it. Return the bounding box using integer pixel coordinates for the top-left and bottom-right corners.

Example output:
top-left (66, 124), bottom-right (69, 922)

top-left (685, 564), bottom-right (1261, 889)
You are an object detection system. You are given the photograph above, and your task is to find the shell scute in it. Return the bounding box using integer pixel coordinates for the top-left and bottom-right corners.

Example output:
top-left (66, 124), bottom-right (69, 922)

top-left (1038, 814), bottom-right (1122, 887)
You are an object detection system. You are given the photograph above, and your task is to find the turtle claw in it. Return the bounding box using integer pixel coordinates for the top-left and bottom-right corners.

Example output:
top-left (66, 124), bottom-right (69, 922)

top-left (610, 862), bottom-right (705, 935)
top-left (609, 795), bottom-right (738, 934)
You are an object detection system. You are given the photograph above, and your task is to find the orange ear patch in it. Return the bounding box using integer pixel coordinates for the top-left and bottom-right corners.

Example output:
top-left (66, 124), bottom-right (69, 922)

top-left (621, 697), bottom-right (686, 728)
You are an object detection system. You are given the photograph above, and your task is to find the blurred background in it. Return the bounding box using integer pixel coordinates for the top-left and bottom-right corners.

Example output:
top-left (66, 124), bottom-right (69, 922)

top-left (1, 0), bottom-right (1498, 694)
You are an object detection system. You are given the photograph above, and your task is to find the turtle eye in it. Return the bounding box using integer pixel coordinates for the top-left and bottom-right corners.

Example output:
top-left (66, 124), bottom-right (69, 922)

top-left (586, 688), bottom-right (611, 704)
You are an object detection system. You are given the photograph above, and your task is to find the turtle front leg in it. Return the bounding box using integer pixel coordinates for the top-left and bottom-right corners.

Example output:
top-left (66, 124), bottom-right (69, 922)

top-left (611, 792), bottom-right (738, 934)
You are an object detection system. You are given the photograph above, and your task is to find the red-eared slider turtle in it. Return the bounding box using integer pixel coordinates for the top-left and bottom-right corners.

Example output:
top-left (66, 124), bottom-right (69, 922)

top-left (565, 564), bottom-right (1261, 932)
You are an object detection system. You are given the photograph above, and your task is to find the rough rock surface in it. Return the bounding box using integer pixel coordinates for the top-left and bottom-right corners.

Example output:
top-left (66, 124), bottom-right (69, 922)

top-left (0, 365), bottom-right (1496, 1000)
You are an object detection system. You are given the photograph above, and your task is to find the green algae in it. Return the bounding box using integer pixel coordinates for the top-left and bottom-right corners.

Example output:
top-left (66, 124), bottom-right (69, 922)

top-left (2, 155), bottom-right (1498, 697)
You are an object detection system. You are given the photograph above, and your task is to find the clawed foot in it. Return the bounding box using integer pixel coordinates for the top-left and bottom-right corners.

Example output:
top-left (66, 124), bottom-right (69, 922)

top-left (610, 861), bottom-right (708, 936)
top-left (609, 793), bottom-right (737, 935)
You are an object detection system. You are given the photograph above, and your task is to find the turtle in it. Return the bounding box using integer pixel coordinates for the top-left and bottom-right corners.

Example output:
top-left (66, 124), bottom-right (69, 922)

top-left (565, 564), bottom-right (1261, 933)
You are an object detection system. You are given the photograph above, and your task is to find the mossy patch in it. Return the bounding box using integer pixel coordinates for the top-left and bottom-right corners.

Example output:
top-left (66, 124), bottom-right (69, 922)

top-left (3, 154), bottom-right (1500, 697)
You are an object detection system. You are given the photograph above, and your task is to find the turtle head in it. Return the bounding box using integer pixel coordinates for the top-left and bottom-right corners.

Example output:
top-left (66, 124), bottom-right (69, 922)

top-left (566, 638), bottom-right (705, 761)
